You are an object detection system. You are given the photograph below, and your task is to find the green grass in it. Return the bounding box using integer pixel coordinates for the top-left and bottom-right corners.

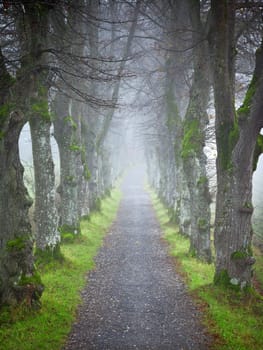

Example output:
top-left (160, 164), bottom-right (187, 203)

top-left (0, 188), bottom-right (122, 350)
top-left (149, 189), bottom-right (263, 350)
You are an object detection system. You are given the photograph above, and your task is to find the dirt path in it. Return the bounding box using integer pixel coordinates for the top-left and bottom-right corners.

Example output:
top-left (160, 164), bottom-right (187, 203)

top-left (63, 168), bottom-right (212, 350)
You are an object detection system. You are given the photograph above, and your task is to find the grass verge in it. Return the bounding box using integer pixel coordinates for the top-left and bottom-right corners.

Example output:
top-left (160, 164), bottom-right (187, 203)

top-left (0, 188), bottom-right (122, 350)
top-left (149, 189), bottom-right (263, 350)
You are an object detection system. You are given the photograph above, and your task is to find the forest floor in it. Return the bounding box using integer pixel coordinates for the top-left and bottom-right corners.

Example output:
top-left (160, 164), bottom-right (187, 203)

top-left (63, 167), bottom-right (212, 350)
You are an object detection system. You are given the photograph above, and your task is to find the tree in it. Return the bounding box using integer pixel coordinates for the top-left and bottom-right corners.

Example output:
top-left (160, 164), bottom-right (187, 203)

top-left (0, 3), bottom-right (45, 305)
top-left (52, 1), bottom-right (87, 235)
top-left (209, 0), bottom-right (263, 288)
top-left (181, 0), bottom-right (212, 261)
top-left (25, 2), bottom-right (60, 256)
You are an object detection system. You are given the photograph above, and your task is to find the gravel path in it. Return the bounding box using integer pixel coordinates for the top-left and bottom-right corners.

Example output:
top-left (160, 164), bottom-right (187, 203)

top-left (63, 168), bottom-right (212, 350)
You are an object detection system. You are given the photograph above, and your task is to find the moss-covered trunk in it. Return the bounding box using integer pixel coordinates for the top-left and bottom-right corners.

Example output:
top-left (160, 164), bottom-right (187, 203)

top-left (0, 109), bottom-right (43, 306)
top-left (21, 3), bottom-right (60, 256)
top-left (161, 2), bottom-right (192, 232)
top-left (181, 0), bottom-right (212, 262)
top-left (211, 1), bottom-right (263, 288)
top-left (81, 118), bottom-right (100, 212)
top-left (53, 95), bottom-right (82, 235)
top-left (0, 3), bottom-right (50, 306)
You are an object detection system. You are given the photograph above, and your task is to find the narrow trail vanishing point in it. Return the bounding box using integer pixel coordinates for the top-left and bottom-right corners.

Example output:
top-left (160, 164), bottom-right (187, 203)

top-left (63, 167), bottom-right (212, 350)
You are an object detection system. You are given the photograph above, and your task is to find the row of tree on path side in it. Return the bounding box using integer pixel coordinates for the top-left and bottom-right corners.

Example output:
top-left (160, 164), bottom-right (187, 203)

top-left (143, 0), bottom-right (263, 291)
top-left (0, 0), bottom-right (140, 307)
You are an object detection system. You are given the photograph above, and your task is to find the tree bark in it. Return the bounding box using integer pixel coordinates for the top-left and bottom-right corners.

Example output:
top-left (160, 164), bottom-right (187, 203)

top-left (0, 109), bottom-right (44, 306)
top-left (21, 2), bottom-right (60, 255)
top-left (52, 0), bottom-right (87, 230)
top-left (0, 48), bottom-right (43, 305)
top-left (210, 0), bottom-right (263, 288)
top-left (181, 0), bottom-right (212, 262)
top-left (53, 95), bottom-right (82, 234)
top-left (82, 0), bottom-right (101, 210)
top-left (30, 116), bottom-right (60, 252)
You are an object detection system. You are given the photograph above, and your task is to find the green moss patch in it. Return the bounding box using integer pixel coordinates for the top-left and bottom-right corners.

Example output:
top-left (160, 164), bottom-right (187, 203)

top-left (237, 76), bottom-right (257, 118)
top-left (83, 164), bottom-right (91, 181)
top-left (59, 224), bottom-right (81, 238)
top-left (35, 245), bottom-right (64, 267)
top-left (30, 85), bottom-right (51, 122)
top-left (217, 120), bottom-right (239, 171)
top-left (231, 250), bottom-right (251, 260)
top-left (181, 119), bottom-right (202, 158)
top-left (31, 100), bottom-right (50, 121)
top-left (0, 103), bottom-right (13, 132)
top-left (6, 236), bottom-right (29, 252)
top-left (197, 176), bottom-right (208, 186)
top-left (64, 116), bottom-right (77, 130)
top-left (18, 272), bottom-right (42, 287)
top-left (69, 143), bottom-right (82, 152)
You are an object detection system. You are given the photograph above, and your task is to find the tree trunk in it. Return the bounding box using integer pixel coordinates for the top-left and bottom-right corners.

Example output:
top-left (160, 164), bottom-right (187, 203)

top-left (19, 2), bottom-right (61, 256)
top-left (181, 0), bottom-right (212, 262)
top-left (0, 110), bottom-right (43, 306)
top-left (82, 118), bottom-right (100, 211)
top-left (53, 95), bottom-right (82, 235)
top-left (51, 0), bottom-right (91, 222)
top-left (211, 0), bottom-right (263, 288)
top-left (160, 1), bottom-right (192, 235)
top-left (0, 3), bottom-right (49, 306)
top-left (164, 77), bottom-right (189, 232)
top-left (30, 116), bottom-right (60, 253)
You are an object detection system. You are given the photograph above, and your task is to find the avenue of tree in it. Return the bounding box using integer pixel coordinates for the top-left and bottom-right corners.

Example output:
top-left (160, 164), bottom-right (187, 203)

top-left (0, 0), bottom-right (263, 308)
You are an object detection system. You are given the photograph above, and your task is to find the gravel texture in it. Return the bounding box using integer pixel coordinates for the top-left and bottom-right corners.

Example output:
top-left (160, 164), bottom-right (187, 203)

top-left (63, 168), bottom-right (212, 350)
